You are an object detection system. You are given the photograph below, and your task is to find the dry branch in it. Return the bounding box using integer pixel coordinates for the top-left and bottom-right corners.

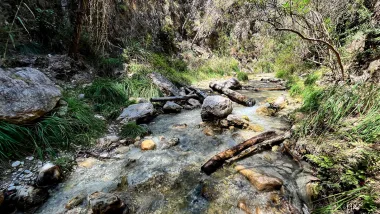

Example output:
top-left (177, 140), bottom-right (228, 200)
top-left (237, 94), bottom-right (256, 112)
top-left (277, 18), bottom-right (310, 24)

top-left (201, 131), bottom-right (277, 175)
top-left (209, 82), bottom-right (255, 107)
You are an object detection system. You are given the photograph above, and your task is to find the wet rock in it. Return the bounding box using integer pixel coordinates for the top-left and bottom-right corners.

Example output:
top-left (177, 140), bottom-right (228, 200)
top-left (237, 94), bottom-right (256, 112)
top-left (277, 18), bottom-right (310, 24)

top-left (117, 102), bottom-right (156, 124)
top-left (271, 95), bottom-right (287, 109)
top-left (77, 157), bottom-right (97, 169)
top-left (188, 98), bottom-right (201, 108)
top-left (65, 193), bottom-right (86, 210)
top-left (256, 104), bottom-right (276, 116)
top-left (203, 127), bottom-right (215, 136)
top-left (12, 161), bottom-right (21, 168)
top-left (141, 139), bottom-right (156, 150)
top-left (201, 95), bottom-right (233, 121)
top-left (148, 72), bottom-right (181, 96)
top-left (36, 163), bottom-right (62, 186)
top-left (167, 138), bottom-right (179, 147)
top-left (0, 67), bottom-right (61, 124)
top-left (235, 165), bottom-right (283, 191)
top-left (247, 124), bottom-right (264, 132)
top-left (226, 115), bottom-right (250, 128)
top-left (296, 174), bottom-right (320, 205)
top-left (163, 101), bottom-right (183, 113)
top-left (172, 123), bottom-right (187, 130)
top-left (88, 191), bottom-right (125, 214)
top-left (16, 185), bottom-right (49, 210)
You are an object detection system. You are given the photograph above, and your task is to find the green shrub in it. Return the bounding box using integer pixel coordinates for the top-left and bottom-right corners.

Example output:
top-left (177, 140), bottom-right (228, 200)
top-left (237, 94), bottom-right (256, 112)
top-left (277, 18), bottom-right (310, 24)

top-left (237, 72), bottom-right (249, 81)
top-left (119, 122), bottom-right (148, 138)
top-left (85, 78), bottom-right (128, 105)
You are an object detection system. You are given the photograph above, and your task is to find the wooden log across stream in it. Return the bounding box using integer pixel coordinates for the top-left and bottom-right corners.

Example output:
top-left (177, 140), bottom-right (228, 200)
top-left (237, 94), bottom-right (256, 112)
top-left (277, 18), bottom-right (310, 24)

top-left (209, 82), bottom-right (255, 107)
top-left (150, 94), bottom-right (199, 102)
top-left (201, 131), bottom-right (277, 175)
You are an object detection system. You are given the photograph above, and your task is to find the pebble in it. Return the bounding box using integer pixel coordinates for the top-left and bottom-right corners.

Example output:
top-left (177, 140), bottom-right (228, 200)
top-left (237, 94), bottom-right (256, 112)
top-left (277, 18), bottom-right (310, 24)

top-left (18, 168), bottom-right (24, 172)
top-left (24, 170), bottom-right (31, 174)
top-left (12, 161), bottom-right (21, 167)
top-left (26, 156), bottom-right (34, 161)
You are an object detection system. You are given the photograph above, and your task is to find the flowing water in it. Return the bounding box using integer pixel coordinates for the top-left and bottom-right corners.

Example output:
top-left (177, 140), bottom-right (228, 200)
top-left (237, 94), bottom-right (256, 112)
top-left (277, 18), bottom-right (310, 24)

top-left (37, 82), bottom-right (314, 214)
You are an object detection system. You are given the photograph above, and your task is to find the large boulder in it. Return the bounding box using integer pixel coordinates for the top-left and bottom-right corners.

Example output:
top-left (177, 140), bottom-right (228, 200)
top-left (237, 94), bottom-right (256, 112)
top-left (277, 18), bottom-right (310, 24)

top-left (0, 67), bottom-right (62, 124)
top-left (201, 95), bottom-right (233, 121)
top-left (148, 72), bottom-right (180, 96)
top-left (117, 103), bottom-right (156, 124)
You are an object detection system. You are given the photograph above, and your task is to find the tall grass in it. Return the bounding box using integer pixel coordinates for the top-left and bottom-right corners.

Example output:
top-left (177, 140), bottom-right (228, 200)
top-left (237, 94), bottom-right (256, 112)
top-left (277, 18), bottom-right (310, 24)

top-left (119, 122), bottom-right (148, 139)
top-left (0, 96), bottom-right (106, 160)
top-left (298, 84), bottom-right (380, 143)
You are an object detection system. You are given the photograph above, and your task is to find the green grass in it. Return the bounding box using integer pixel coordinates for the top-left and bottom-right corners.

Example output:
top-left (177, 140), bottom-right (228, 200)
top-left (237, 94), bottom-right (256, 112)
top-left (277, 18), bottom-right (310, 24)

top-left (119, 122), bottom-right (148, 139)
top-left (0, 95), bottom-right (106, 160)
top-left (237, 72), bottom-right (249, 81)
top-left (298, 84), bottom-right (380, 143)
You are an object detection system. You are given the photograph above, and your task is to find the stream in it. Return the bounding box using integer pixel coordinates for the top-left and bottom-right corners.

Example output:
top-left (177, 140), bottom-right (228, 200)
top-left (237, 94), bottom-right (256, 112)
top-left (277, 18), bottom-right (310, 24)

top-left (37, 77), bottom-right (315, 214)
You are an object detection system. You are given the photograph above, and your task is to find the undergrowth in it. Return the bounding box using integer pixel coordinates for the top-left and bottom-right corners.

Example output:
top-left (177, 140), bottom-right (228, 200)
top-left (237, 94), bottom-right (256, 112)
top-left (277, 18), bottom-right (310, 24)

top-left (119, 122), bottom-right (148, 139)
top-left (0, 95), bottom-right (106, 160)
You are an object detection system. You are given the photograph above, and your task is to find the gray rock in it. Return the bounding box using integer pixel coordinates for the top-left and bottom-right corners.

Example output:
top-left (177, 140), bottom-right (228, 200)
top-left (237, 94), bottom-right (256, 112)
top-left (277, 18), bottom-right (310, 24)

top-left (117, 102), bottom-right (156, 123)
top-left (12, 161), bottom-right (21, 167)
top-left (148, 72), bottom-right (180, 96)
top-left (24, 169), bottom-right (31, 174)
top-left (16, 185), bottom-right (49, 209)
top-left (225, 115), bottom-right (250, 128)
top-left (188, 98), bottom-right (201, 108)
top-left (201, 95), bottom-right (233, 121)
top-left (163, 101), bottom-right (183, 113)
top-left (78, 94), bottom-right (85, 100)
top-left (217, 78), bottom-right (242, 89)
top-left (0, 67), bottom-right (61, 124)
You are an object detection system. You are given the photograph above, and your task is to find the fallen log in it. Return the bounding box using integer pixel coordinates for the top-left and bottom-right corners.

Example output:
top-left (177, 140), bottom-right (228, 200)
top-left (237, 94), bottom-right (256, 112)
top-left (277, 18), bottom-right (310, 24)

top-left (201, 131), bottom-right (277, 175)
top-left (150, 94), bottom-right (198, 102)
top-left (209, 82), bottom-right (255, 107)
top-left (226, 132), bottom-right (291, 164)
top-left (188, 86), bottom-right (208, 102)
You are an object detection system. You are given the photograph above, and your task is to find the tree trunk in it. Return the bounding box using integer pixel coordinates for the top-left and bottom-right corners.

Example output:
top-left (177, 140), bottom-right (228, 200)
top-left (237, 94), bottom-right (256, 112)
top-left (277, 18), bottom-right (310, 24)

top-left (69, 0), bottom-right (87, 59)
top-left (209, 82), bottom-right (255, 107)
top-left (201, 131), bottom-right (277, 175)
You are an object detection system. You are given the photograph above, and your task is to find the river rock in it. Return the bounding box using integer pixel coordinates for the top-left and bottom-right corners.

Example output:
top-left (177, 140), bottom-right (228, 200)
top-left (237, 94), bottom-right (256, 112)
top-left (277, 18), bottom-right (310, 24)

top-left (188, 98), bottom-right (201, 108)
top-left (16, 185), bottom-right (49, 210)
top-left (117, 102), bottom-right (156, 124)
top-left (256, 103), bottom-right (276, 116)
top-left (88, 192), bottom-right (125, 214)
top-left (163, 101), bottom-right (183, 113)
top-left (141, 139), bottom-right (156, 150)
top-left (225, 115), bottom-right (250, 128)
top-left (148, 72), bottom-right (180, 96)
top-left (0, 67), bottom-right (62, 124)
top-left (201, 95), bottom-right (233, 121)
top-left (235, 165), bottom-right (283, 191)
top-left (12, 161), bottom-right (21, 168)
top-left (217, 78), bottom-right (242, 89)
top-left (36, 163), bottom-right (62, 186)
top-left (65, 193), bottom-right (86, 210)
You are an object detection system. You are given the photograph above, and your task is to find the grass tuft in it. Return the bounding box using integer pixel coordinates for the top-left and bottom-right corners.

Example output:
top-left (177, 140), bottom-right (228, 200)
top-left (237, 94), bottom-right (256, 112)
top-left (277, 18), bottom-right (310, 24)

top-left (119, 122), bottom-right (148, 139)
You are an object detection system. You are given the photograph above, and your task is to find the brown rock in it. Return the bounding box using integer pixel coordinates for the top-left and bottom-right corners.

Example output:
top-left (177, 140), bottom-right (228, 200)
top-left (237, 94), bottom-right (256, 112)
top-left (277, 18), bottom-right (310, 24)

top-left (141, 139), bottom-right (156, 150)
top-left (256, 105), bottom-right (276, 116)
top-left (235, 165), bottom-right (283, 191)
top-left (65, 193), bottom-right (86, 210)
top-left (88, 192), bottom-right (125, 214)
top-left (203, 127), bottom-right (214, 136)
top-left (247, 124), bottom-right (264, 132)
top-left (36, 163), bottom-right (63, 186)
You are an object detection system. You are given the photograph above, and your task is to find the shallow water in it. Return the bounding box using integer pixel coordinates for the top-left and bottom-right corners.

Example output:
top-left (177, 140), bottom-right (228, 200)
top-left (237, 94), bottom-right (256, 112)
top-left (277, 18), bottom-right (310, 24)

top-left (38, 87), bottom-right (311, 214)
